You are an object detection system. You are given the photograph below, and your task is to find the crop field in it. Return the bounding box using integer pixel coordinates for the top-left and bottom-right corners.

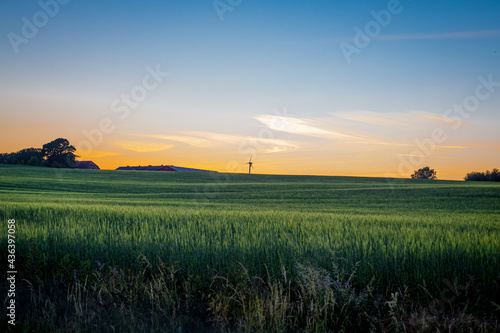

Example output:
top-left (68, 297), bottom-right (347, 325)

top-left (1, 164), bottom-right (499, 332)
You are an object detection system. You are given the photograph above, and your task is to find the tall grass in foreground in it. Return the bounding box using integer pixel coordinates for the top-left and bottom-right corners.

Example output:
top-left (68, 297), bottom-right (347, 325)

top-left (0, 165), bottom-right (499, 331)
top-left (2, 202), bottom-right (498, 293)
top-left (7, 256), bottom-right (498, 332)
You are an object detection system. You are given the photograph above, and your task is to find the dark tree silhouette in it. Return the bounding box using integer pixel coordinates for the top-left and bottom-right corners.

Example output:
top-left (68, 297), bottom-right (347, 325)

top-left (0, 148), bottom-right (45, 166)
top-left (19, 148), bottom-right (45, 166)
top-left (465, 168), bottom-right (500, 182)
top-left (411, 166), bottom-right (437, 179)
top-left (42, 138), bottom-right (77, 168)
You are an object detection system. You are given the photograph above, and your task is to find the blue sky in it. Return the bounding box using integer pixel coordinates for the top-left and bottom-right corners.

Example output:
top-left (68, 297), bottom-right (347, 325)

top-left (1, 0), bottom-right (499, 178)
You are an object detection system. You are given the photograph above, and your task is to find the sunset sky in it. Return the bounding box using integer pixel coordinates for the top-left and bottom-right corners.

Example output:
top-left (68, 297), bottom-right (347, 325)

top-left (1, 0), bottom-right (499, 179)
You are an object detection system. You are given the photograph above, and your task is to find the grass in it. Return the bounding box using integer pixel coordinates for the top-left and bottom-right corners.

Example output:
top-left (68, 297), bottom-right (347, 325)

top-left (0, 164), bottom-right (499, 332)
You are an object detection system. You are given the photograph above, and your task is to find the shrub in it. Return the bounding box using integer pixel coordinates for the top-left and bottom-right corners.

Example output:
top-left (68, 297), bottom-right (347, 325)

top-left (411, 166), bottom-right (437, 179)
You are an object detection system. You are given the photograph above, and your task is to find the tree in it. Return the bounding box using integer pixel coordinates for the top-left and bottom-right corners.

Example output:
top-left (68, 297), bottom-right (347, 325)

top-left (0, 152), bottom-right (15, 164)
top-left (465, 168), bottom-right (500, 182)
top-left (42, 138), bottom-right (77, 168)
top-left (411, 166), bottom-right (437, 179)
top-left (0, 148), bottom-right (45, 166)
top-left (18, 148), bottom-right (45, 166)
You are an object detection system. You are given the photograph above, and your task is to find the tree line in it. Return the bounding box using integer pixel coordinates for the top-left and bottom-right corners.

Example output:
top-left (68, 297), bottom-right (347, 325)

top-left (1, 141), bottom-right (498, 181)
top-left (0, 138), bottom-right (77, 168)
top-left (464, 168), bottom-right (500, 182)
top-left (411, 166), bottom-right (499, 182)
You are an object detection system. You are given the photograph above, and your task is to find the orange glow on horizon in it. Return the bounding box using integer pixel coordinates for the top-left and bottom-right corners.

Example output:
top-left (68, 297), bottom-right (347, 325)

top-left (85, 153), bottom-right (486, 181)
top-left (1, 108), bottom-right (498, 182)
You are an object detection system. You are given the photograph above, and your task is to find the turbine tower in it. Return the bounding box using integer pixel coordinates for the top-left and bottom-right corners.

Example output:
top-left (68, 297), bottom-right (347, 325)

top-left (246, 155), bottom-right (253, 174)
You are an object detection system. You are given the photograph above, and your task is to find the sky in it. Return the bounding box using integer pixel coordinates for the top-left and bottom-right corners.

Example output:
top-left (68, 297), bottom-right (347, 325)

top-left (1, 0), bottom-right (499, 179)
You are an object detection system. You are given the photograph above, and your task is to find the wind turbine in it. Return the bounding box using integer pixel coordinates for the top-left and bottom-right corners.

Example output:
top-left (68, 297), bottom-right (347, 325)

top-left (246, 155), bottom-right (254, 174)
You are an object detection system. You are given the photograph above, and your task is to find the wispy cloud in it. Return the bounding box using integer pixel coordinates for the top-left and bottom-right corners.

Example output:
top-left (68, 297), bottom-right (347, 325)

top-left (128, 110), bottom-right (473, 157)
top-left (419, 113), bottom-right (475, 127)
top-left (132, 131), bottom-right (300, 154)
top-left (331, 110), bottom-right (474, 128)
top-left (374, 30), bottom-right (500, 41)
top-left (255, 111), bottom-right (474, 153)
top-left (326, 30), bottom-right (500, 43)
top-left (78, 150), bottom-right (122, 158)
top-left (254, 114), bottom-right (362, 140)
top-left (331, 111), bottom-right (418, 127)
top-left (347, 138), bottom-right (468, 150)
top-left (111, 141), bottom-right (174, 153)
top-left (136, 134), bottom-right (212, 147)
top-left (185, 131), bottom-right (300, 153)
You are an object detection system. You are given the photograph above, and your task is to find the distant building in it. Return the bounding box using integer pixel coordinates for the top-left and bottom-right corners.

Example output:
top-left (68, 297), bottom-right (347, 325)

top-left (115, 165), bottom-right (216, 172)
top-left (75, 161), bottom-right (100, 170)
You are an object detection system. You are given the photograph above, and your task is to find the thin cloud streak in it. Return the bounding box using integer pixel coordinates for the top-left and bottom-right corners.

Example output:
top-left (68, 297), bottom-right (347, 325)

top-left (132, 131), bottom-right (300, 154)
top-left (111, 141), bottom-right (174, 153)
top-left (374, 29), bottom-right (500, 41)
top-left (331, 111), bottom-right (419, 127)
top-left (185, 131), bottom-right (300, 153)
top-left (78, 150), bottom-right (122, 158)
top-left (331, 111), bottom-right (474, 128)
top-left (137, 134), bottom-right (212, 147)
top-left (420, 113), bottom-right (475, 127)
top-left (325, 30), bottom-right (500, 43)
top-left (127, 110), bottom-right (473, 160)
top-left (360, 140), bottom-right (468, 149)
top-left (256, 112), bottom-right (473, 152)
top-left (396, 154), bottom-right (450, 159)
top-left (255, 114), bottom-right (362, 140)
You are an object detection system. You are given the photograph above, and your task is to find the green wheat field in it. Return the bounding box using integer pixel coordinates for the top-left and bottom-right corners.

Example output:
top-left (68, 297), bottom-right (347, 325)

top-left (1, 164), bottom-right (499, 332)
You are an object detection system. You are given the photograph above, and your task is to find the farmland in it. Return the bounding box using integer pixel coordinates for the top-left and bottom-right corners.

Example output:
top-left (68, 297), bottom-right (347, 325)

top-left (1, 164), bottom-right (499, 332)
